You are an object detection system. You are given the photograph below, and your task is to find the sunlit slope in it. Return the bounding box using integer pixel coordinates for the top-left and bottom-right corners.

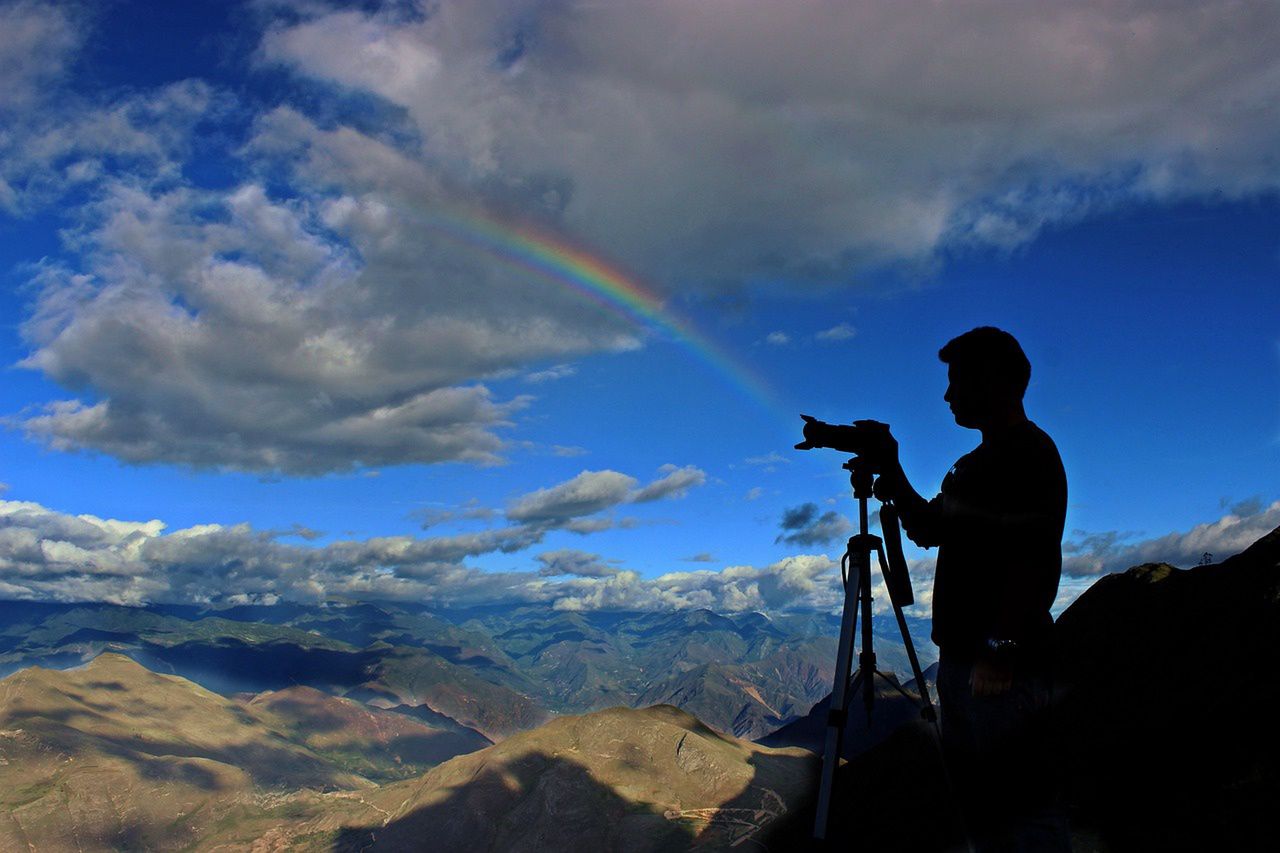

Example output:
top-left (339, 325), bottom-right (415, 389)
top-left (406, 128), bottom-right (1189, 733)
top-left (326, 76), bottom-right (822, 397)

top-left (318, 703), bottom-right (817, 852)
top-left (0, 653), bottom-right (370, 851)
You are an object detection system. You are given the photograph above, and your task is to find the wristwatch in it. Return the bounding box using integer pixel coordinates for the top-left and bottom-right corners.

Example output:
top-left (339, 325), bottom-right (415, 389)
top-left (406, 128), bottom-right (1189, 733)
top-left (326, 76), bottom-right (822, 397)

top-left (985, 637), bottom-right (1020, 657)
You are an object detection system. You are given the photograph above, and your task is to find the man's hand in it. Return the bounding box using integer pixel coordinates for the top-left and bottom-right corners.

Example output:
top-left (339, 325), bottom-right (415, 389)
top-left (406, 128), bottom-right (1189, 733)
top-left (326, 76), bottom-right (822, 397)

top-left (873, 467), bottom-right (904, 502)
top-left (853, 419), bottom-right (899, 467)
top-left (970, 657), bottom-right (1014, 697)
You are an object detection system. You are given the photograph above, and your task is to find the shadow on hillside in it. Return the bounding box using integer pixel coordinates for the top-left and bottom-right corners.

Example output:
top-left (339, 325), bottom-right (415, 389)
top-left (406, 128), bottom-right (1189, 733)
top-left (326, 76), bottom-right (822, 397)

top-left (131, 640), bottom-right (380, 695)
top-left (758, 719), bottom-right (964, 853)
top-left (89, 732), bottom-right (351, 790)
top-left (330, 742), bottom-right (820, 853)
top-left (331, 750), bottom-right (693, 852)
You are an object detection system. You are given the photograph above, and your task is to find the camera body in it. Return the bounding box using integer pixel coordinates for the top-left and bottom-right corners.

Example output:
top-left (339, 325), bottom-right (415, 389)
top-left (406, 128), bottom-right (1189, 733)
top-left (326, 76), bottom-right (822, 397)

top-left (795, 416), bottom-right (892, 459)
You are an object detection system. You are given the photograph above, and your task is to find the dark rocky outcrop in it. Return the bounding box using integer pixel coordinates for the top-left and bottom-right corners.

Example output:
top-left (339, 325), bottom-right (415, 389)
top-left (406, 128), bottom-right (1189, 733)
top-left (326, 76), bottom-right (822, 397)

top-left (1053, 524), bottom-right (1280, 850)
top-left (764, 525), bottom-right (1280, 852)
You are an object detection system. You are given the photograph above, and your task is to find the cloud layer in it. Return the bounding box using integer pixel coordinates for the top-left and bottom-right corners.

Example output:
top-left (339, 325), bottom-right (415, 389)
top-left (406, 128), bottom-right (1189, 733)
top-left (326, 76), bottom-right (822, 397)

top-left (261, 0), bottom-right (1280, 283)
top-left (1063, 500), bottom-right (1280, 575)
top-left (2, 488), bottom-right (1273, 619)
top-left (8, 0), bottom-right (1280, 472)
top-left (0, 495), bottom-right (843, 614)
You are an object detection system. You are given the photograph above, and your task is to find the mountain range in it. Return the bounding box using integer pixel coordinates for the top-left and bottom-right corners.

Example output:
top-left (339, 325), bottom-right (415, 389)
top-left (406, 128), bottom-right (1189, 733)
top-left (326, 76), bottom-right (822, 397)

top-left (7, 524), bottom-right (1274, 850)
top-left (0, 599), bottom-right (932, 742)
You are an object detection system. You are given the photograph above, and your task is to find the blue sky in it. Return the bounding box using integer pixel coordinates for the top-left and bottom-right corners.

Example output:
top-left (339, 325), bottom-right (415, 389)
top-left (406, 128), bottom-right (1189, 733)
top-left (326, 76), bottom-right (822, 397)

top-left (0, 0), bottom-right (1277, 618)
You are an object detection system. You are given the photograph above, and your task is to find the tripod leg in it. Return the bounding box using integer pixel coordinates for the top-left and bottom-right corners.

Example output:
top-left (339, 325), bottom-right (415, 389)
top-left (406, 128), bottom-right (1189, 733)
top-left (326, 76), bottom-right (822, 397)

top-left (874, 541), bottom-right (973, 852)
top-left (813, 540), bottom-right (864, 841)
top-left (876, 542), bottom-right (937, 720)
top-left (859, 547), bottom-right (877, 724)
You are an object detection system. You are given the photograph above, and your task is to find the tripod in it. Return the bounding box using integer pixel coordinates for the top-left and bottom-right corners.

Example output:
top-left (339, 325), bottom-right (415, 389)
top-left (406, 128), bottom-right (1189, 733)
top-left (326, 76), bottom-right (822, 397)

top-left (812, 456), bottom-right (939, 842)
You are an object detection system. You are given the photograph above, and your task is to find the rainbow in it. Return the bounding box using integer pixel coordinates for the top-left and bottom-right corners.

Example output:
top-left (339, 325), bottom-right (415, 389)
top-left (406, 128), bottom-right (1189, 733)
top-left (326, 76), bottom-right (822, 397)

top-left (403, 205), bottom-right (780, 414)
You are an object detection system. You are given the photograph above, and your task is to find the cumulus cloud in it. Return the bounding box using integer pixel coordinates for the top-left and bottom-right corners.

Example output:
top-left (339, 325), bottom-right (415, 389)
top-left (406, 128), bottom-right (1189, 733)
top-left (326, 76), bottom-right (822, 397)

top-left (550, 554), bottom-right (844, 614)
top-left (536, 548), bottom-right (619, 578)
top-left (506, 465), bottom-right (707, 524)
top-left (24, 488), bottom-right (1265, 618)
top-left (764, 331), bottom-right (791, 346)
top-left (258, 0), bottom-right (1280, 289)
top-left (0, 1), bottom-right (80, 112)
top-left (416, 500), bottom-right (496, 530)
top-left (775, 502), bottom-right (853, 548)
top-left (14, 169), bottom-right (648, 472)
top-left (630, 464), bottom-right (707, 503)
top-left (9, 77), bottom-right (635, 474)
top-left (10, 1), bottom-right (1280, 474)
top-left (1063, 500), bottom-right (1280, 575)
top-left (0, 495), bottom-right (846, 613)
top-left (507, 470), bottom-right (638, 524)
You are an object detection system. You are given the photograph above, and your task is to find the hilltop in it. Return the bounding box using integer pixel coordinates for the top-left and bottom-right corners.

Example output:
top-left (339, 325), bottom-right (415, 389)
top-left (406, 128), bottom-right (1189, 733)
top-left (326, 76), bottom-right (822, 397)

top-left (0, 655), bottom-right (815, 851)
top-left (0, 653), bottom-right (370, 851)
top-left (321, 704), bottom-right (815, 852)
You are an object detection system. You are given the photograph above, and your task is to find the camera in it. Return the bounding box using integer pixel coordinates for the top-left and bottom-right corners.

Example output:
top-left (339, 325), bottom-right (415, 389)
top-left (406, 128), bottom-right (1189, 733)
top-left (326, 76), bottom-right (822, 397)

top-left (794, 415), bottom-right (892, 458)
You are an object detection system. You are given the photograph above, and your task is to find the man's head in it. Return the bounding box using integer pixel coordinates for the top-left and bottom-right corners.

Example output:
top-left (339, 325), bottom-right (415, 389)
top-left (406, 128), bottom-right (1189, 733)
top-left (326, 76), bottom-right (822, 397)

top-left (939, 327), bottom-right (1030, 430)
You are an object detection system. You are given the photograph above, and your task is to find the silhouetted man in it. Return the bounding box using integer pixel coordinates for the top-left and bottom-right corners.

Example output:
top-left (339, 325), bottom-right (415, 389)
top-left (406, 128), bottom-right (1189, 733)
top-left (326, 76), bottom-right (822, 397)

top-left (872, 327), bottom-right (1070, 852)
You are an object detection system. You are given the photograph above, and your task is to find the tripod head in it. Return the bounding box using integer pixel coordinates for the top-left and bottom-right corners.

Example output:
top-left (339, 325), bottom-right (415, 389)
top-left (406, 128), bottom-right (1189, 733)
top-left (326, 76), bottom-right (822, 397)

top-left (842, 455), bottom-right (878, 499)
top-left (839, 456), bottom-right (914, 608)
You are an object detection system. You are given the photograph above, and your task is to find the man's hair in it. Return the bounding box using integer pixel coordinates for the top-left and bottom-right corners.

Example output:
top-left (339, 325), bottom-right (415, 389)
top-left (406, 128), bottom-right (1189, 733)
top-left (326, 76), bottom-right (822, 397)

top-left (938, 326), bottom-right (1031, 398)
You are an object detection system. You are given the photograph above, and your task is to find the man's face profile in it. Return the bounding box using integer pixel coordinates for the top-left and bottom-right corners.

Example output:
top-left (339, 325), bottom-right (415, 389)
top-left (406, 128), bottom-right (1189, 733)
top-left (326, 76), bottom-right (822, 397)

top-left (944, 363), bottom-right (1006, 430)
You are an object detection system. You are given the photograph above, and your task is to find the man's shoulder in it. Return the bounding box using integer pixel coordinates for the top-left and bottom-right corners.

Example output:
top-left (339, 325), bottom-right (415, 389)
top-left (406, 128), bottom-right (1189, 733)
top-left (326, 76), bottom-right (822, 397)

top-left (1021, 420), bottom-right (1060, 452)
top-left (990, 420), bottom-right (1065, 472)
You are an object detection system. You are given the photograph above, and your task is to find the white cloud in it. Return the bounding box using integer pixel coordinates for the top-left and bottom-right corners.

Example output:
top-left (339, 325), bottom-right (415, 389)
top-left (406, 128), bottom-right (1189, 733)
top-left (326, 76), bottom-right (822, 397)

top-left (506, 465), bottom-right (708, 524)
top-left (550, 554), bottom-right (846, 614)
top-left (0, 1), bottom-right (80, 112)
top-left (1063, 500), bottom-right (1280, 575)
top-left (743, 451), bottom-right (789, 469)
top-left (764, 331), bottom-right (790, 346)
top-left (258, 0), bottom-right (1280, 288)
top-left (9, 1), bottom-right (1280, 477)
top-left (507, 469), bottom-right (638, 524)
top-left (523, 363), bottom-right (577, 384)
top-left (0, 78), bottom-right (218, 215)
top-left (536, 548), bottom-right (619, 578)
top-left (0, 494), bottom-right (843, 613)
top-left (816, 323), bottom-right (858, 342)
top-left (15, 170), bottom-right (646, 472)
top-left (13, 492), bottom-right (1269, 617)
top-left (630, 464), bottom-right (707, 503)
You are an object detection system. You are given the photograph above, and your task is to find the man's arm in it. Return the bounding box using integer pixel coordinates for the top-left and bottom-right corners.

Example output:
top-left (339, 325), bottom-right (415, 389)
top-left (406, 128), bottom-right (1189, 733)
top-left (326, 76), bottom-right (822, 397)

top-left (873, 458), bottom-right (946, 547)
